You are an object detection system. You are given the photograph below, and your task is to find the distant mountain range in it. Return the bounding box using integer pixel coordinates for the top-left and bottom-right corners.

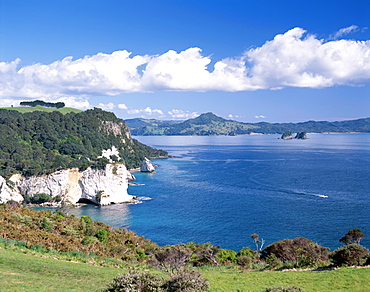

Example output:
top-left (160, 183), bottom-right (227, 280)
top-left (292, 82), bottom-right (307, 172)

top-left (125, 112), bottom-right (370, 136)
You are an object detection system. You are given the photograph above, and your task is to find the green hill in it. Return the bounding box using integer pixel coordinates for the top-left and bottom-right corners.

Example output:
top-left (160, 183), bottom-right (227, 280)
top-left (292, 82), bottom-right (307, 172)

top-left (0, 107), bottom-right (167, 177)
top-left (125, 112), bottom-right (370, 136)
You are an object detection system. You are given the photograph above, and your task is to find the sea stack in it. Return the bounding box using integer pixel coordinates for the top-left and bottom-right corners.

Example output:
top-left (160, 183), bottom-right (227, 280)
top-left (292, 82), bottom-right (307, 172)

top-left (140, 157), bottom-right (155, 172)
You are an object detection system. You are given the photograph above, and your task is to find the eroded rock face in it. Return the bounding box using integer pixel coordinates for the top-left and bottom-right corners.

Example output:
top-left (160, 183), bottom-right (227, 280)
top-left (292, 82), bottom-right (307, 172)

top-left (1, 163), bottom-right (135, 205)
top-left (0, 176), bottom-right (24, 203)
top-left (140, 157), bottom-right (155, 172)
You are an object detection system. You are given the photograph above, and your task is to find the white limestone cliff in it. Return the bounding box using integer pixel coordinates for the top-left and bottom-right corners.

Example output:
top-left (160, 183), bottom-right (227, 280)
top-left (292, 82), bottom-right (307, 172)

top-left (0, 176), bottom-right (24, 203)
top-left (140, 157), bottom-right (155, 172)
top-left (0, 163), bottom-right (136, 205)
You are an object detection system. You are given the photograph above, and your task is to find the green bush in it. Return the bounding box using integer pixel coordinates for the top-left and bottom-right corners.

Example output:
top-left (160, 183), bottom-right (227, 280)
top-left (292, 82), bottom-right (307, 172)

top-left (23, 193), bottom-right (52, 204)
top-left (264, 286), bottom-right (303, 292)
top-left (216, 249), bottom-right (237, 264)
top-left (95, 228), bottom-right (110, 243)
top-left (41, 217), bottom-right (54, 232)
top-left (103, 271), bottom-right (164, 292)
top-left (266, 253), bottom-right (281, 269)
top-left (164, 270), bottom-right (209, 292)
top-left (237, 255), bottom-right (252, 271)
top-left (262, 237), bottom-right (329, 268)
top-left (81, 236), bottom-right (100, 245)
top-left (330, 244), bottom-right (369, 266)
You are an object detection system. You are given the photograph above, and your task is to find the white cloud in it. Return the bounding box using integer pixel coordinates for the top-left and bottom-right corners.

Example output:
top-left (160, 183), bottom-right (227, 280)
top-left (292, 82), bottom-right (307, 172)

top-left (228, 114), bottom-right (244, 119)
top-left (0, 27), bottom-right (369, 106)
top-left (168, 109), bottom-right (199, 119)
top-left (254, 115), bottom-right (266, 119)
top-left (245, 27), bottom-right (370, 89)
top-left (98, 102), bottom-right (115, 110)
top-left (118, 103), bottom-right (128, 110)
top-left (332, 25), bottom-right (359, 39)
top-left (0, 98), bottom-right (20, 107)
top-left (126, 106), bottom-right (164, 117)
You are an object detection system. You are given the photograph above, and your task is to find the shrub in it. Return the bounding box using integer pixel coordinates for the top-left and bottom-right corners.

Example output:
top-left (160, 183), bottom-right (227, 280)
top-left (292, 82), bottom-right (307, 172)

top-left (148, 245), bottom-right (192, 274)
top-left (266, 253), bottom-right (280, 269)
top-left (81, 215), bottom-right (93, 224)
top-left (330, 243), bottom-right (369, 266)
top-left (264, 286), bottom-right (303, 292)
top-left (63, 226), bottom-right (80, 237)
top-left (81, 236), bottom-right (100, 245)
top-left (187, 242), bottom-right (220, 266)
top-left (238, 247), bottom-right (257, 258)
top-left (237, 255), bottom-right (252, 271)
top-left (215, 248), bottom-right (237, 264)
top-left (164, 270), bottom-right (209, 292)
top-left (41, 217), bottom-right (54, 232)
top-left (23, 193), bottom-right (53, 204)
top-left (262, 237), bottom-right (329, 268)
top-left (103, 271), bottom-right (164, 292)
top-left (95, 228), bottom-right (110, 243)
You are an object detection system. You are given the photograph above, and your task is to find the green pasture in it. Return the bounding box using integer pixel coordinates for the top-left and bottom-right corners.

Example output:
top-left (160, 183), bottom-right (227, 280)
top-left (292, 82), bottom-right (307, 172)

top-left (1, 248), bottom-right (369, 291)
top-left (1, 106), bottom-right (82, 114)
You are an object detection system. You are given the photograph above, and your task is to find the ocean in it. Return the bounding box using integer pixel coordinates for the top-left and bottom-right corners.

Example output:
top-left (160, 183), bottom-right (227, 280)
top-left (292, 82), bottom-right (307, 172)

top-left (60, 133), bottom-right (370, 251)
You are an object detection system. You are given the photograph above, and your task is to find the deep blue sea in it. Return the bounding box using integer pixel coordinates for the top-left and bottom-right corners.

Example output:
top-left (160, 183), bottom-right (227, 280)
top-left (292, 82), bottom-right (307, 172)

top-left (59, 133), bottom-right (370, 251)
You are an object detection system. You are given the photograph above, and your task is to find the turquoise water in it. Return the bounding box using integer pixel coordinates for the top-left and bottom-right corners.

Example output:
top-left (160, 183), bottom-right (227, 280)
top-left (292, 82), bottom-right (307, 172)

top-left (60, 133), bottom-right (370, 251)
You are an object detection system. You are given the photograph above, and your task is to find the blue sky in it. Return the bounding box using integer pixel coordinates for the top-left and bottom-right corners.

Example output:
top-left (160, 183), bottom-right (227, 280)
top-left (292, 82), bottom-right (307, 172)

top-left (0, 0), bottom-right (369, 123)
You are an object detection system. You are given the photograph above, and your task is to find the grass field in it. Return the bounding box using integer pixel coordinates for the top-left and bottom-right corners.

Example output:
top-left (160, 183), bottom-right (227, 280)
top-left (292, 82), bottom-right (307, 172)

top-left (0, 106), bottom-right (82, 114)
top-left (1, 247), bottom-right (370, 291)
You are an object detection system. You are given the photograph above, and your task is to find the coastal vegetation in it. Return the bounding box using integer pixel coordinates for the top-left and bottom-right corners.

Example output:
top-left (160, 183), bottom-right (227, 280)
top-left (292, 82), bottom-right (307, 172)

top-left (0, 203), bottom-right (369, 291)
top-left (0, 107), bottom-right (167, 178)
top-left (125, 112), bottom-right (370, 136)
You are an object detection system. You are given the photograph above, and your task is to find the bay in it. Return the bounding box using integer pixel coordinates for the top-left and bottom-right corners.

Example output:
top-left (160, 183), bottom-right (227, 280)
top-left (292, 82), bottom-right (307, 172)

top-left (60, 133), bottom-right (370, 251)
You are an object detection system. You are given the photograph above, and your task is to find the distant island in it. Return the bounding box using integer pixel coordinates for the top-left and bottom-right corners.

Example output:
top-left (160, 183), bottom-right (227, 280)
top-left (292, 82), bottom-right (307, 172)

top-left (125, 112), bottom-right (370, 136)
top-left (280, 131), bottom-right (308, 140)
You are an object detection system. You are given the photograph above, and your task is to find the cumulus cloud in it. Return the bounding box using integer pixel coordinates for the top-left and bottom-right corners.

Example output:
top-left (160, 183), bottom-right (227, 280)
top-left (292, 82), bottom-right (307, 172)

top-left (98, 102), bottom-right (115, 110)
top-left (0, 27), bottom-right (369, 106)
top-left (245, 27), bottom-right (370, 88)
top-left (168, 109), bottom-right (199, 119)
top-left (254, 115), bottom-right (266, 119)
top-left (126, 106), bottom-right (164, 116)
top-left (118, 103), bottom-right (128, 110)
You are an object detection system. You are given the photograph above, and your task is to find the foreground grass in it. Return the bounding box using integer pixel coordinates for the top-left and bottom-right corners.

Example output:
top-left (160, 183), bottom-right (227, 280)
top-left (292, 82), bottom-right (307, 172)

top-left (202, 266), bottom-right (370, 291)
top-left (0, 248), bottom-right (121, 291)
top-left (1, 247), bottom-right (370, 291)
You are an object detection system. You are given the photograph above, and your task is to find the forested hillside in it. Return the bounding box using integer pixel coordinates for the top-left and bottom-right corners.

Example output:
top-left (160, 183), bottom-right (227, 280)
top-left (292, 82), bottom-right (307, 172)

top-left (0, 108), bottom-right (167, 178)
top-left (125, 112), bottom-right (370, 136)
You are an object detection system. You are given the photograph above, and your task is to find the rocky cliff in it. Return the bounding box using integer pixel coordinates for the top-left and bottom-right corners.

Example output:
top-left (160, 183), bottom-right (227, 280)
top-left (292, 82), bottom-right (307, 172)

top-left (0, 163), bottom-right (136, 205)
top-left (0, 176), bottom-right (24, 203)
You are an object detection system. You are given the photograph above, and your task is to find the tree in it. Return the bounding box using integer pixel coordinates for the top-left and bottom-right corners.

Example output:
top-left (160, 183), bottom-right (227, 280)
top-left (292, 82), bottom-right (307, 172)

top-left (251, 233), bottom-right (265, 253)
top-left (340, 228), bottom-right (364, 245)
